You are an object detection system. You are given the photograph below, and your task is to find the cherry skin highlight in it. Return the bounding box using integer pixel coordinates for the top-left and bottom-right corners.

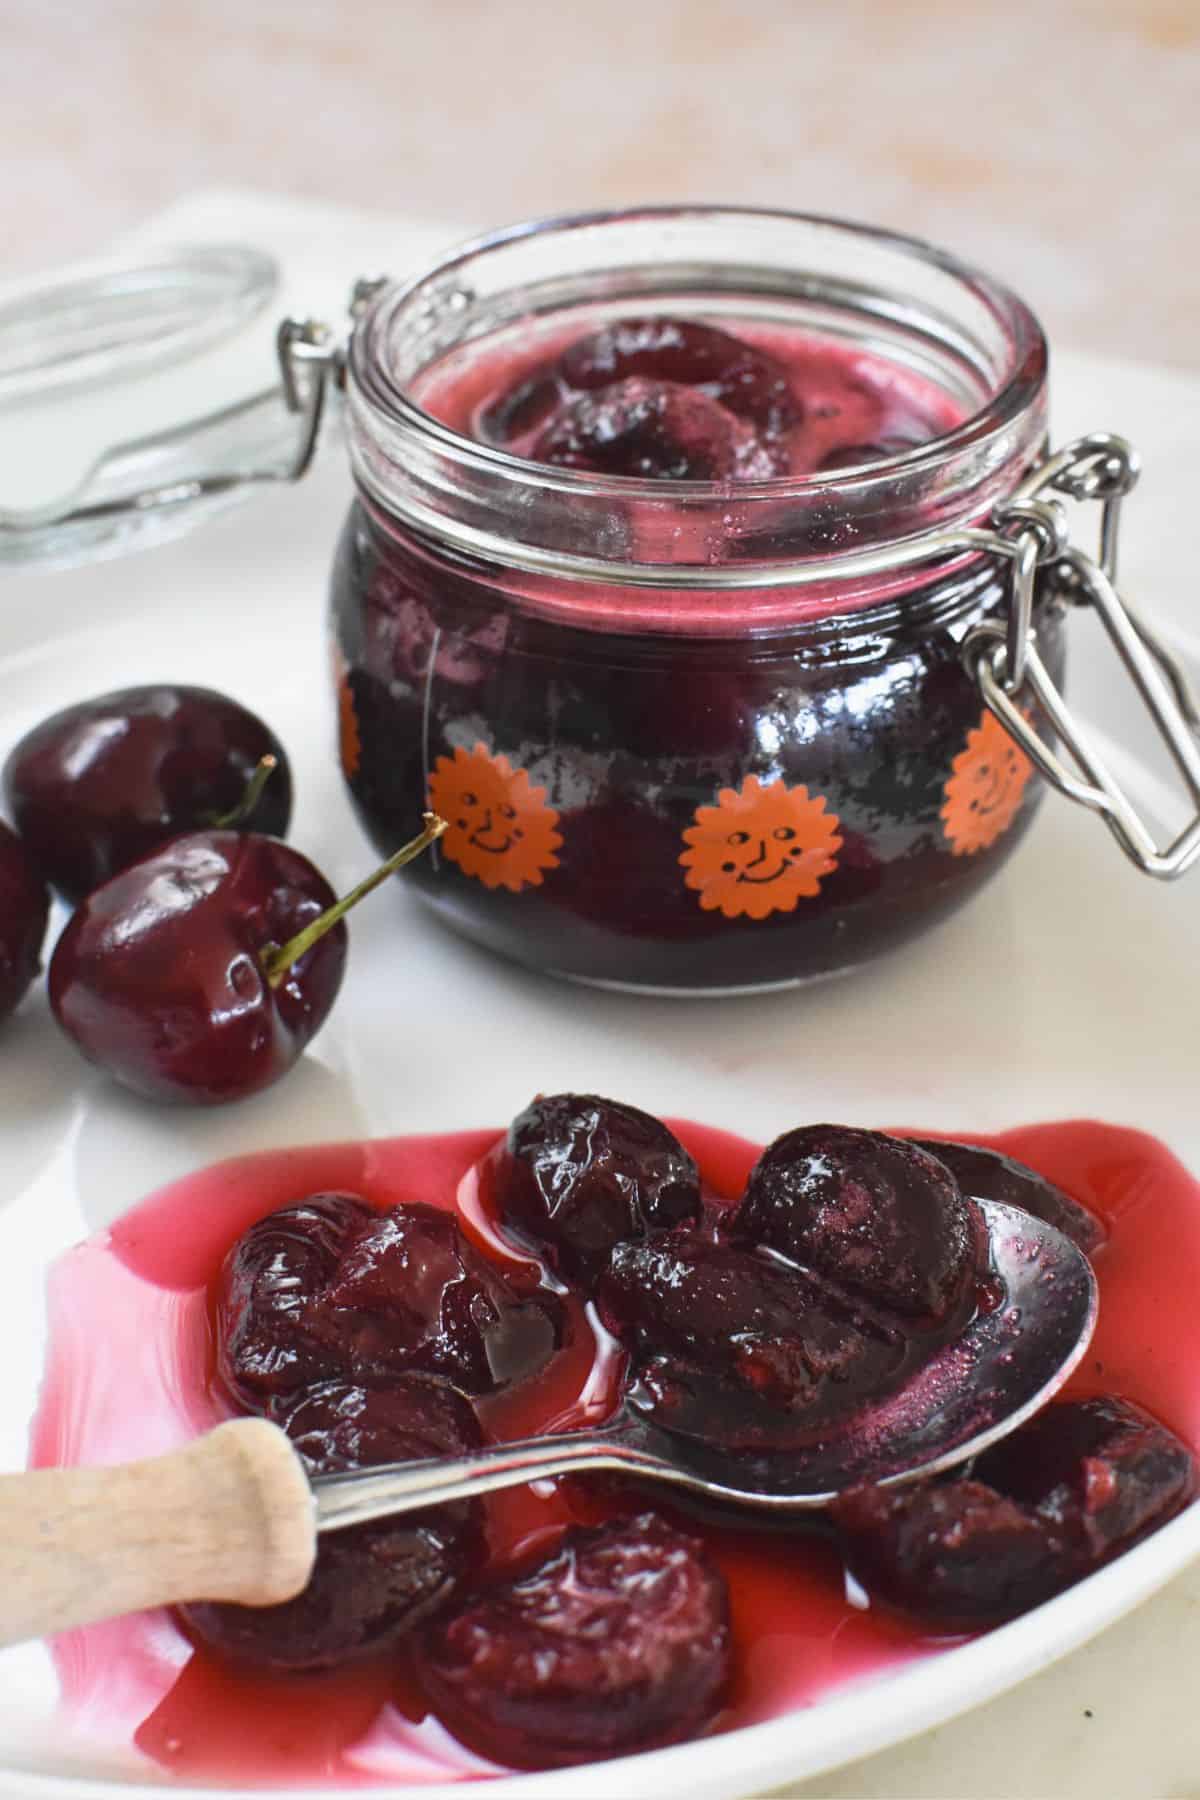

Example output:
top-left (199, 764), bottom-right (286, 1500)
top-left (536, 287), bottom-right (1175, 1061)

top-left (0, 819), bottom-right (48, 1023)
top-left (3, 684), bottom-right (292, 905)
top-left (47, 831), bottom-right (346, 1105)
top-left (183, 1378), bottom-right (485, 1670)
top-left (419, 1512), bottom-right (731, 1768)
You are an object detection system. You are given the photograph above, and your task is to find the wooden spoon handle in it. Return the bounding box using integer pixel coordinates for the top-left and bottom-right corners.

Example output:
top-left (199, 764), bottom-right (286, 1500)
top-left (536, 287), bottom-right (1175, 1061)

top-left (0, 1418), bottom-right (315, 1650)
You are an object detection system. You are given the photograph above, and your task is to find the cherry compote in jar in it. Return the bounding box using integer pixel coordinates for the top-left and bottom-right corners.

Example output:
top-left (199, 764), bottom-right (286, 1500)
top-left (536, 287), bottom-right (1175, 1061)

top-left (329, 208), bottom-right (1061, 993)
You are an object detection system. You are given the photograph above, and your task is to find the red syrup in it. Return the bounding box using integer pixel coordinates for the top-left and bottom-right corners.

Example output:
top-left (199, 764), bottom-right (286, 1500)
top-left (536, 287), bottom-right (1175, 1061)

top-left (29, 1118), bottom-right (1200, 1786)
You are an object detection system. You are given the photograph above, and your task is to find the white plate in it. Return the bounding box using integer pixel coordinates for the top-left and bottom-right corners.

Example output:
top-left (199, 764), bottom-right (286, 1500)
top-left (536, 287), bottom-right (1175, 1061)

top-left (0, 196), bottom-right (1198, 1800)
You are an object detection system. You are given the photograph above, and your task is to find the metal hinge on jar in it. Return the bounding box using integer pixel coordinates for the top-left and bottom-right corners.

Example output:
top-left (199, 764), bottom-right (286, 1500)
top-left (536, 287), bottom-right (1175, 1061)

top-left (963, 435), bottom-right (1200, 879)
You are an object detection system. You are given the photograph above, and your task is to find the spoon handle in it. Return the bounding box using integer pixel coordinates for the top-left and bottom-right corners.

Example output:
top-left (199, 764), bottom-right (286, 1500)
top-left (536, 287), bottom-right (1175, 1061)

top-left (313, 1425), bottom-right (660, 1532)
top-left (0, 1419), bottom-right (315, 1650)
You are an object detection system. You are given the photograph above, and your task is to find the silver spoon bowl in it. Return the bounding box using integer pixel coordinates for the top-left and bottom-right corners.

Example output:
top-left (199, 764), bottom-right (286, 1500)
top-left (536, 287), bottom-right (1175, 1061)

top-left (313, 1198), bottom-right (1099, 1532)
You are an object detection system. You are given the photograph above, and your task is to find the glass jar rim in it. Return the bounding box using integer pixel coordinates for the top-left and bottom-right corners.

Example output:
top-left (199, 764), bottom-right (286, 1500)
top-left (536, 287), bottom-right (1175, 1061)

top-left (343, 205), bottom-right (1049, 621)
top-left (352, 203), bottom-right (1047, 502)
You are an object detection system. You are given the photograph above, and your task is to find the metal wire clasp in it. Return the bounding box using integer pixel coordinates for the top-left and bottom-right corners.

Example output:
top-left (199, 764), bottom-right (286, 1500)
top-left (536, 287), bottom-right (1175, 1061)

top-left (965, 434), bottom-right (1200, 879)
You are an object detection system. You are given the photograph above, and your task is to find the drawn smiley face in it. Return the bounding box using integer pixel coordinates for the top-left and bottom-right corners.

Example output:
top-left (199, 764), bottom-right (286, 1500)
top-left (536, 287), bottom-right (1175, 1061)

top-left (680, 774), bottom-right (843, 920)
top-left (941, 710), bottom-right (1034, 856)
top-left (428, 743), bottom-right (562, 892)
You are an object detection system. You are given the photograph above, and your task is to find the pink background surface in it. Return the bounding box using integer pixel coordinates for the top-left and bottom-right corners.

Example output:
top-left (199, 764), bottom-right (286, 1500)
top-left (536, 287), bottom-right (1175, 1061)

top-left (4, 0), bottom-right (1199, 369)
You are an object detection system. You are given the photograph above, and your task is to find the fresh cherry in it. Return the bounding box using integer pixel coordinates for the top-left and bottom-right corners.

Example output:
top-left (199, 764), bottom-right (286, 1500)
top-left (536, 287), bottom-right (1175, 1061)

top-left (832, 1396), bottom-right (1195, 1626)
top-left (47, 815), bottom-right (443, 1104)
top-left (419, 1512), bottom-right (730, 1768)
top-left (184, 1378), bottom-right (484, 1670)
top-left (909, 1136), bottom-right (1105, 1255)
top-left (217, 1193), bottom-right (564, 1409)
top-left (4, 685), bottom-right (292, 905)
top-left (737, 1124), bottom-right (985, 1327)
top-left (492, 1093), bottom-right (702, 1282)
top-left (0, 820), bottom-right (49, 1024)
top-left (598, 1233), bottom-right (904, 1451)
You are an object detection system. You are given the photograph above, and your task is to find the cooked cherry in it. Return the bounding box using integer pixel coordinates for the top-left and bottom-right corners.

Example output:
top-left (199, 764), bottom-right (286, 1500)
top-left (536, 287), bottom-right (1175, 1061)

top-left (3, 685), bottom-right (291, 905)
top-left (972, 1395), bottom-right (1195, 1565)
top-left (558, 317), bottom-right (800, 436)
top-left (737, 1124), bottom-right (984, 1326)
top-left (217, 1193), bottom-right (377, 1407)
top-left (832, 1478), bottom-right (1073, 1627)
top-left (832, 1396), bottom-right (1196, 1627)
top-left (0, 819), bottom-right (48, 1023)
top-left (479, 370), bottom-right (564, 445)
top-left (184, 1379), bottom-right (484, 1670)
top-left (493, 1093), bottom-right (701, 1282)
top-left (909, 1136), bottom-right (1105, 1254)
top-left (531, 377), bottom-right (784, 481)
top-left (598, 1234), bottom-right (904, 1450)
top-left (218, 1194), bottom-right (564, 1409)
top-left (47, 816), bottom-right (441, 1106)
top-left (419, 1512), bottom-right (730, 1767)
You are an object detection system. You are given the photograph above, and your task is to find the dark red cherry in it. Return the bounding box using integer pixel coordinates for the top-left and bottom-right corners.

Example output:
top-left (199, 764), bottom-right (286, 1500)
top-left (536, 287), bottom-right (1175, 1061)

top-left (217, 1193), bottom-right (378, 1405)
top-left (831, 1478), bottom-right (1073, 1627)
top-left (419, 1512), bottom-right (730, 1768)
top-left (531, 377), bottom-right (783, 481)
top-left (3, 685), bottom-right (292, 905)
top-left (0, 820), bottom-right (49, 1023)
top-left (183, 1378), bottom-right (484, 1670)
top-left (218, 1193), bottom-right (564, 1408)
top-left (47, 816), bottom-right (441, 1104)
top-left (971, 1395), bottom-right (1195, 1565)
top-left (909, 1136), bottom-right (1106, 1255)
top-left (558, 317), bottom-right (801, 436)
top-left (493, 1093), bottom-right (701, 1282)
top-left (479, 370), bottom-right (564, 445)
top-left (598, 1234), bottom-right (904, 1450)
top-left (737, 1124), bottom-right (985, 1327)
top-left (832, 1396), bottom-right (1195, 1627)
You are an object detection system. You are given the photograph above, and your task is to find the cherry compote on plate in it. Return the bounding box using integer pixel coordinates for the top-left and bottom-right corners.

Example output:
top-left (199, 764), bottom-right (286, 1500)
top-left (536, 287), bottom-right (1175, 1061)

top-left (31, 1105), bottom-right (1199, 1784)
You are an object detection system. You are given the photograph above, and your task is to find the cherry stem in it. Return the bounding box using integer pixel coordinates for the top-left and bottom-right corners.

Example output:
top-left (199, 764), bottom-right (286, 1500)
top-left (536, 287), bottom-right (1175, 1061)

top-left (209, 755), bottom-right (278, 829)
top-left (260, 812), bottom-right (447, 989)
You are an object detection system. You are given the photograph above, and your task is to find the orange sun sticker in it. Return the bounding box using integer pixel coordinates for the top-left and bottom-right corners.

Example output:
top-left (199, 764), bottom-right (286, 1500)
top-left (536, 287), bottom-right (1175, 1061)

top-left (332, 645), bottom-right (361, 781)
top-left (680, 775), bottom-right (843, 921)
top-left (428, 743), bottom-right (562, 892)
top-left (941, 709), bottom-right (1034, 856)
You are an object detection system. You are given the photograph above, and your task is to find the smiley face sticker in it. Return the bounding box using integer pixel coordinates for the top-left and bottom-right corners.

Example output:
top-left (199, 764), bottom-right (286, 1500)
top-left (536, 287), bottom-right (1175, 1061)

top-left (941, 709), bottom-right (1034, 856)
top-left (680, 775), bottom-right (843, 920)
top-left (428, 743), bottom-right (562, 892)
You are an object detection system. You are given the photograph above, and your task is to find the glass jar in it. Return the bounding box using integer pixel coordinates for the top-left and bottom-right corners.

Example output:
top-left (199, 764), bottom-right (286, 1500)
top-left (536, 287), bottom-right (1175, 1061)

top-left (9, 209), bottom-right (1187, 986)
top-left (329, 208), bottom-right (1071, 994)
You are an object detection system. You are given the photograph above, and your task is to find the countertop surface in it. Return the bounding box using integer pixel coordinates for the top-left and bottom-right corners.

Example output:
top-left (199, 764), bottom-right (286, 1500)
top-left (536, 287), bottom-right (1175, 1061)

top-left (4, 0), bottom-right (1200, 373)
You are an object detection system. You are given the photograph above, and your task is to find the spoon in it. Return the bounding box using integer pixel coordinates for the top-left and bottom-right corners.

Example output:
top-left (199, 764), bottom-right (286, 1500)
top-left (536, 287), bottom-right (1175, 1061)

top-left (0, 1199), bottom-right (1096, 1650)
